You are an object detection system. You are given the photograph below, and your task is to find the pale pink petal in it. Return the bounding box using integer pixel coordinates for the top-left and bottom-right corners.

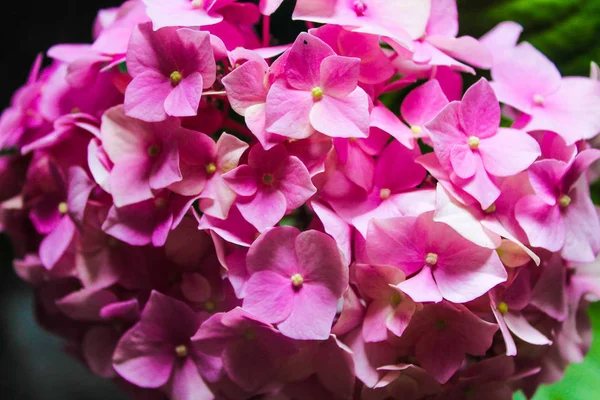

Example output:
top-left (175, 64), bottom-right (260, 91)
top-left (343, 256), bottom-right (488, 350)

top-left (427, 35), bottom-right (492, 69)
top-left (450, 145), bottom-right (477, 179)
top-left (504, 312), bottom-right (552, 346)
top-left (310, 87), bottom-right (370, 138)
top-left (265, 79), bottom-right (315, 139)
top-left (222, 60), bottom-right (269, 114)
top-left (278, 156), bottom-right (317, 210)
top-left (561, 182), bottom-right (600, 263)
top-left (363, 300), bottom-right (393, 342)
top-left (478, 128), bottom-right (541, 177)
top-left (398, 267), bottom-right (443, 303)
top-left (164, 73), bottom-right (204, 117)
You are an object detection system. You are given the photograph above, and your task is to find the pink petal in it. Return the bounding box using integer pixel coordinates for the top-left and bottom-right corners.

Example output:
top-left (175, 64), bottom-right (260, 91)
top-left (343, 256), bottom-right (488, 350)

top-left (109, 157), bottom-right (153, 207)
top-left (168, 358), bottom-right (213, 400)
top-left (237, 188), bottom-right (287, 232)
top-left (561, 182), bottom-right (600, 263)
top-left (222, 165), bottom-right (259, 197)
top-left (124, 70), bottom-right (172, 122)
top-left (149, 141), bottom-right (182, 190)
top-left (401, 79), bottom-right (449, 127)
top-left (504, 312), bottom-right (552, 346)
top-left (515, 195), bottom-right (565, 251)
top-left (366, 217), bottom-right (426, 276)
top-left (363, 300), bottom-right (394, 342)
top-left (277, 284), bottom-right (338, 340)
top-left (320, 55), bottom-right (361, 98)
top-left (222, 60), bottom-right (269, 114)
top-left (427, 35), bottom-right (493, 69)
top-left (164, 73), bottom-right (204, 117)
top-left (434, 246), bottom-right (507, 304)
top-left (375, 140), bottom-right (426, 192)
top-left (491, 42), bottom-right (561, 114)
top-left (278, 156), bottom-right (317, 210)
top-left (426, 0), bottom-right (458, 37)
top-left (265, 79), bottom-right (315, 139)
top-left (243, 270), bottom-right (295, 324)
top-left (450, 145), bottom-right (477, 179)
top-left (310, 87), bottom-right (370, 138)
top-left (398, 267), bottom-right (443, 303)
top-left (478, 128), bottom-right (541, 177)
top-left (459, 78), bottom-right (500, 139)
top-left (285, 32), bottom-right (335, 91)
top-left (39, 217), bottom-right (76, 270)
top-left (246, 225), bottom-right (299, 276)
top-left (295, 230), bottom-right (348, 296)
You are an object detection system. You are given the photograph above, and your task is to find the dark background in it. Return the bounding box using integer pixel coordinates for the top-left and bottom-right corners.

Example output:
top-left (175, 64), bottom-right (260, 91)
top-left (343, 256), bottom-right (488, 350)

top-left (0, 3), bottom-right (128, 399)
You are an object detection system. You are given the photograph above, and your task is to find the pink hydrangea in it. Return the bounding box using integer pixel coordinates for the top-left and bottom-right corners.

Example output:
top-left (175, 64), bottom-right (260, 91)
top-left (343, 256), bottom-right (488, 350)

top-left (4, 2), bottom-right (600, 399)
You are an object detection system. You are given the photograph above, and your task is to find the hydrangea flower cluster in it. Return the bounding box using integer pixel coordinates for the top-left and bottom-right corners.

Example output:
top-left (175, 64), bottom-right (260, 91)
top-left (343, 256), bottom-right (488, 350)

top-left (2, 1), bottom-right (600, 399)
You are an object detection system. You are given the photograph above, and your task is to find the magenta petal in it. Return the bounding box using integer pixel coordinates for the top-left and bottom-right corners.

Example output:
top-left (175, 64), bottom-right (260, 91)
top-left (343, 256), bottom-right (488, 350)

top-left (320, 55), bottom-right (361, 98)
top-left (277, 156), bottom-right (317, 210)
top-left (242, 270), bottom-right (295, 324)
top-left (164, 73), bottom-right (204, 118)
top-left (515, 195), bottom-right (565, 251)
top-left (285, 32), bottom-right (335, 91)
top-left (83, 327), bottom-right (119, 378)
top-left (277, 284), bottom-right (338, 340)
top-left (310, 88), bottom-right (370, 138)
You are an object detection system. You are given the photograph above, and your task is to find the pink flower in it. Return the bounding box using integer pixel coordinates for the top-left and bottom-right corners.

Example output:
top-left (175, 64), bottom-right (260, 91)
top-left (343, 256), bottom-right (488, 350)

top-left (367, 211), bottom-right (508, 304)
top-left (310, 24), bottom-right (394, 85)
top-left (354, 264), bottom-right (417, 342)
top-left (371, 80), bottom-right (449, 149)
top-left (490, 269), bottom-right (552, 356)
top-left (170, 132), bottom-right (248, 219)
top-left (242, 226), bottom-right (349, 340)
top-left (101, 106), bottom-right (183, 207)
top-left (125, 23), bottom-right (216, 122)
top-left (102, 191), bottom-right (197, 247)
top-left (112, 291), bottom-right (220, 398)
top-left (223, 144), bottom-right (316, 231)
top-left (222, 50), bottom-right (277, 149)
top-left (426, 78), bottom-right (541, 208)
top-left (400, 302), bottom-right (498, 383)
top-left (292, 0), bottom-right (431, 45)
top-left (265, 33), bottom-right (371, 140)
top-left (491, 42), bottom-right (600, 144)
top-left (515, 149), bottom-right (600, 262)
top-left (192, 307), bottom-right (296, 392)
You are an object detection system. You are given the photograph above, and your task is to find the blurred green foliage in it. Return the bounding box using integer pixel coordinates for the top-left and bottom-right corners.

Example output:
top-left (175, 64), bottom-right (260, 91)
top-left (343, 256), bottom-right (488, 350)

top-left (460, 1), bottom-right (600, 398)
